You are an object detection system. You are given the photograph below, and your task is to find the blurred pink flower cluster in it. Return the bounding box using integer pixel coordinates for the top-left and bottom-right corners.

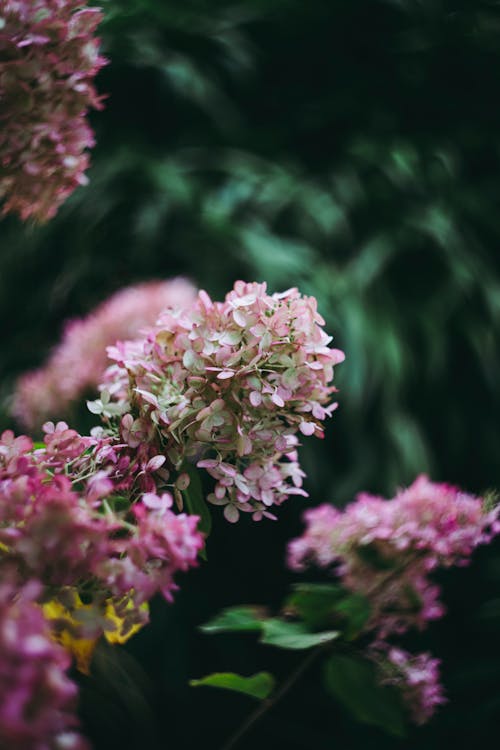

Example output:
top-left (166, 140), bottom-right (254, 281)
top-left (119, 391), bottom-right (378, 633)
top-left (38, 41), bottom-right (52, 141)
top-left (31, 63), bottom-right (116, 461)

top-left (100, 281), bottom-right (344, 521)
top-left (0, 0), bottom-right (106, 221)
top-left (12, 278), bottom-right (197, 430)
top-left (371, 646), bottom-right (446, 726)
top-left (0, 568), bottom-right (89, 750)
top-left (288, 475), bottom-right (499, 723)
top-left (288, 475), bottom-right (498, 636)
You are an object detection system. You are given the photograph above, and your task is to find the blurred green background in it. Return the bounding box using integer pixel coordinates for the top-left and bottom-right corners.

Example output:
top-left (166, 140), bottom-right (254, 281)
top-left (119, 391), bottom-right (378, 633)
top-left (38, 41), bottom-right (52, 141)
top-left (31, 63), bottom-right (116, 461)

top-left (2, 1), bottom-right (500, 748)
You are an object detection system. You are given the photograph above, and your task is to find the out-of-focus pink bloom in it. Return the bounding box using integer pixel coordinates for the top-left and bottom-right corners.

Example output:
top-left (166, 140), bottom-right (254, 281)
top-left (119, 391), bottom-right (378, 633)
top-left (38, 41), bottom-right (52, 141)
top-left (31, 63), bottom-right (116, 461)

top-left (371, 646), bottom-right (447, 725)
top-left (0, 567), bottom-right (89, 750)
top-left (98, 281), bottom-right (344, 520)
top-left (12, 278), bottom-right (197, 430)
top-left (288, 475), bottom-right (499, 637)
top-left (0, 0), bottom-right (107, 222)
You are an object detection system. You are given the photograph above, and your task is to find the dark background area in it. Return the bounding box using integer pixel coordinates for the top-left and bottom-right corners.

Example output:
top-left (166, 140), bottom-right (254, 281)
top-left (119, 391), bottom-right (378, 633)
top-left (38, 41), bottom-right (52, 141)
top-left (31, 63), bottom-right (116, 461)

top-left (2, 1), bottom-right (500, 748)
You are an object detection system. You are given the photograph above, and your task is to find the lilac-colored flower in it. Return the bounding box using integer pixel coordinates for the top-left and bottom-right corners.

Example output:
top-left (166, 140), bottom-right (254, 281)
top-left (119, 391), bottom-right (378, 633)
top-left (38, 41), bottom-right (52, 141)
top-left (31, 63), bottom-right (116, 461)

top-left (12, 278), bottom-right (197, 430)
top-left (288, 475), bottom-right (499, 636)
top-left (0, 0), bottom-right (107, 222)
top-left (98, 281), bottom-right (344, 520)
top-left (0, 568), bottom-right (89, 749)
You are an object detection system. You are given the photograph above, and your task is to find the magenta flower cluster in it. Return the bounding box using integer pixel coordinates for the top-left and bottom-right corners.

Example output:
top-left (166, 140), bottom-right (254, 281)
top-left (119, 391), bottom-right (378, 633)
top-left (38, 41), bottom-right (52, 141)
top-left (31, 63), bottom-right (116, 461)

top-left (288, 475), bottom-right (499, 723)
top-left (99, 281), bottom-right (345, 522)
top-left (371, 646), bottom-right (446, 726)
top-left (12, 278), bottom-right (197, 430)
top-left (0, 568), bottom-right (89, 750)
top-left (0, 0), bottom-right (106, 222)
top-left (0, 425), bottom-right (204, 636)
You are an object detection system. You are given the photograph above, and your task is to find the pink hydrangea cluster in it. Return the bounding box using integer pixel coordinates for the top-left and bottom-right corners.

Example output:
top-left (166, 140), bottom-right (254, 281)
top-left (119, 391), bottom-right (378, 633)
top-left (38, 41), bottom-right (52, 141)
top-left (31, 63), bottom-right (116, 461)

top-left (0, 426), bottom-right (204, 637)
top-left (0, 568), bottom-right (89, 750)
top-left (370, 646), bottom-right (447, 726)
top-left (289, 476), bottom-right (499, 724)
top-left (99, 281), bottom-right (345, 522)
top-left (288, 475), bottom-right (499, 637)
top-left (0, 0), bottom-right (106, 222)
top-left (12, 278), bottom-right (197, 430)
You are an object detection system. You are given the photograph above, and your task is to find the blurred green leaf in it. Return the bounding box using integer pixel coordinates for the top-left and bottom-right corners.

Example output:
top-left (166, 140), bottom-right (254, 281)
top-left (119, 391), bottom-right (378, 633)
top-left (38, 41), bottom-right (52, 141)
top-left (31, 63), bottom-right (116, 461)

top-left (261, 619), bottom-right (340, 650)
top-left (190, 671), bottom-right (275, 700)
top-left (182, 462), bottom-right (212, 538)
top-left (200, 606), bottom-right (266, 634)
top-left (324, 654), bottom-right (406, 737)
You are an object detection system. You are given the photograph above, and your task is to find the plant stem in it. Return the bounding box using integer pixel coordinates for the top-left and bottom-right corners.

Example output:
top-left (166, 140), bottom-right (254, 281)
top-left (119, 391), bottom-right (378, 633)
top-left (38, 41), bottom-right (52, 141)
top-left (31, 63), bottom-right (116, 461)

top-left (220, 647), bottom-right (323, 750)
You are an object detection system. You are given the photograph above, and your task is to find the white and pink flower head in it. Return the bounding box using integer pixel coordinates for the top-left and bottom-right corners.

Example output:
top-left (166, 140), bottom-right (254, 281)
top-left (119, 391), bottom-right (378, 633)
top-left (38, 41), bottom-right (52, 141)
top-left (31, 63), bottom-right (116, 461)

top-left (100, 281), bottom-right (345, 521)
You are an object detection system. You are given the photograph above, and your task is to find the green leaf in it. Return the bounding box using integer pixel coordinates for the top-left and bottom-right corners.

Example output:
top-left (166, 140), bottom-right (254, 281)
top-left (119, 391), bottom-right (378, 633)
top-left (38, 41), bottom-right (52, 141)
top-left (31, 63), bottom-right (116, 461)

top-left (261, 619), bottom-right (339, 650)
top-left (190, 671), bottom-right (275, 700)
top-left (324, 654), bottom-right (406, 737)
top-left (333, 593), bottom-right (372, 640)
top-left (286, 584), bottom-right (371, 640)
top-left (286, 583), bottom-right (345, 629)
top-left (181, 462), bottom-right (212, 540)
top-left (200, 606), bottom-right (266, 634)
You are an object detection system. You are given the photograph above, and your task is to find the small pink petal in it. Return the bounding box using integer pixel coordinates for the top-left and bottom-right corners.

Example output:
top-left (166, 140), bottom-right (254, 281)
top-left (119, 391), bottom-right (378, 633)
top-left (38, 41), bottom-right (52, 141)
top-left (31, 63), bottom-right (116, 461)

top-left (299, 421), bottom-right (316, 436)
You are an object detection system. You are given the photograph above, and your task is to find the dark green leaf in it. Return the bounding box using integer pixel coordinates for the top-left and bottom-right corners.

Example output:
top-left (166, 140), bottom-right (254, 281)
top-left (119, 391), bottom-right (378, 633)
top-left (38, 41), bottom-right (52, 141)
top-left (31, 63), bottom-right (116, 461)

top-left (181, 462), bottom-right (212, 540)
top-left (200, 606), bottom-right (266, 634)
top-left (286, 584), bottom-right (371, 640)
top-left (334, 593), bottom-right (371, 640)
top-left (190, 671), bottom-right (275, 700)
top-left (324, 654), bottom-right (406, 737)
top-left (286, 583), bottom-right (346, 629)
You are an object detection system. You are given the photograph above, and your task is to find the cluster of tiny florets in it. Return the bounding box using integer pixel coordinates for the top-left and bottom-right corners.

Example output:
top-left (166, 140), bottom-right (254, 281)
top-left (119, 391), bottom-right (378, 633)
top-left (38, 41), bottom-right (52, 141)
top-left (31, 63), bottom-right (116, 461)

top-left (370, 646), bottom-right (447, 726)
top-left (0, 569), bottom-right (89, 750)
top-left (288, 475), bottom-right (499, 723)
top-left (288, 474), bottom-right (499, 636)
top-left (0, 0), bottom-right (106, 221)
top-left (98, 281), bottom-right (344, 521)
top-left (0, 426), bottom-right (204, 634)
top-left (12, 278), bottom-right (197, 430)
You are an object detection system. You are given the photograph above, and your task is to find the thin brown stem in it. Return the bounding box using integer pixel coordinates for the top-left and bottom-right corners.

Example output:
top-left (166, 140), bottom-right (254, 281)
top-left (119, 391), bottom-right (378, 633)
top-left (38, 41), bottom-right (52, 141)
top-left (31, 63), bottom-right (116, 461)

top-left (220, 646), bottom-right (324, 750)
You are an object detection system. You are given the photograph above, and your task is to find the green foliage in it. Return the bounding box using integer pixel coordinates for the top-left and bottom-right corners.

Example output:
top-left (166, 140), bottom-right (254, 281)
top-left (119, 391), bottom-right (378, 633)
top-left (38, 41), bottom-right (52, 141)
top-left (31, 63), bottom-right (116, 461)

top-left (190, 671), bottom-right (275, 700)
top-left (286, 583), bottom-right (371, 639)
top-left (200, 606), bottom-right (266, 634)
top-left (324, 654), bottom-right (406, 737)
top-left (181, 462), bottom-right (212, 537)
top-left (259, 619), bottom-right (339, 650)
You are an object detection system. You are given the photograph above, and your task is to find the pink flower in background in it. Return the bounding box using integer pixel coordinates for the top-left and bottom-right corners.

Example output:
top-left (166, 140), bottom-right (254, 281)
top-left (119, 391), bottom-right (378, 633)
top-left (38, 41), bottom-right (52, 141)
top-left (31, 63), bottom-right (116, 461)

top-left (12, 278), bottom-right (197, 430)
top-left (0, 0), bottom-right (107, 222)
top-left (99, 281), bottom-right (344, 520)
top-left (288, 475), bottom-right (499, 636)
top-left (371, 646), bottom-right (447, 725)
top-left (0, 568), bottom-right (89, 750)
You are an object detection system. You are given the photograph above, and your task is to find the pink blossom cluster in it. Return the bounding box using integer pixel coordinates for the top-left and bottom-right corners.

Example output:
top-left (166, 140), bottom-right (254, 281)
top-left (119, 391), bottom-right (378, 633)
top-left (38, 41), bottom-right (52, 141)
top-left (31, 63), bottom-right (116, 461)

top-left (369, 645), bottom-right (447, 726)
top-left (0, 567), bottom-right (89, 750)
top-left (12, 278), bottom-right (197, 430)
top-left (288, 475), bottom-right (499, 636)
top-left (0, 0), bottom-right (106, 222)
top-left (0, 426), bottom-right (204, 635)
top-left (288, 475), bottom-right (499, 724)
top-left (100, 281), bottom-right (344, 522)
